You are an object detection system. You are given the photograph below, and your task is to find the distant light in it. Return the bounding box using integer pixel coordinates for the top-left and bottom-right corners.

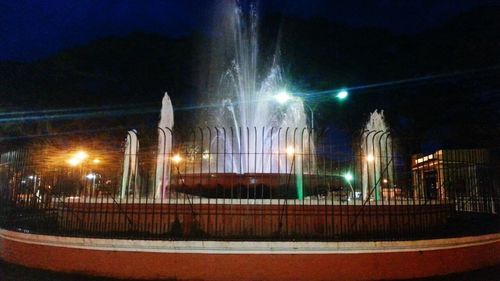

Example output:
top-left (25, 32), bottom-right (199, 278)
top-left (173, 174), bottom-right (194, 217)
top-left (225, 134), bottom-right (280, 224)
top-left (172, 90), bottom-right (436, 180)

top-left (274, 90), bottom-right (293, 104)
top-left (336, 90), bottom-right (349, 100)
top-left (75, 151), bottom-right (88, 160)
top-left (67, 150), bottom-right (89, 166)
top-left (172, 154), bottom-right (183, 164)
top-left (286, 146), bottom-right (295, 156)
top-left (92, 159), bottom-right (100, 164)
top-left (366, 154), bottom-right (375, 162)
top-left (86, 173), bottom-right (96, 179)
top-left (68, 158), bottom-right (80, 166)
top-left (28, 175), bottom-right (34, 180)
top-left (202, 150), bottom-right (210, 160)
top-left (343, 172), bottom-right (354, 182)
top-left (383, 179), bottom-right (388, 184)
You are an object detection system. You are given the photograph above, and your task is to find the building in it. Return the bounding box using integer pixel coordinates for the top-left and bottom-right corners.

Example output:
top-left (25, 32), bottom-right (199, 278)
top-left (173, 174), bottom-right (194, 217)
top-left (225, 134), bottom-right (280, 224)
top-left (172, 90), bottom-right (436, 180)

top-left (412, 149), bottom-right (491, 208)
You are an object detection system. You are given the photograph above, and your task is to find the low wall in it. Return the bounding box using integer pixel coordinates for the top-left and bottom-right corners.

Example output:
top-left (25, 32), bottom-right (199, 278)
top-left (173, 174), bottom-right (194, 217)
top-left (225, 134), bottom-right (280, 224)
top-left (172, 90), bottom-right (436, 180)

top-left (1, 228), bottom-right (499, 280)
top-left (59, 202), bottom-right (454, 238)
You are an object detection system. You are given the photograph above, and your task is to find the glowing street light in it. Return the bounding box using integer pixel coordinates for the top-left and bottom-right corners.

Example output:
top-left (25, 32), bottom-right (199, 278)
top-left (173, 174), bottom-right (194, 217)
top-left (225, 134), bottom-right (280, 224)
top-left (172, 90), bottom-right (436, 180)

top-left (202, 150), bottom-right (210, 160)
top-left (342, 172), bottom-right (355, 199)
top-left (336, 89), bottom-right (349, 100)
top-left (172, 154), bottom-right (183, 164)
top-left (86, 173), bottom-right (97, 193)
top-left (75, 151), bottom-right (88, 160)
top-left (366, 154), bottom-right (375, 162)
top-left (273, 88), bottom-right (347, 129)
top-left (272, 90), bottom-right (318, 129)
top-left (343, 172), bottom-right (354, 182)
top-left (67, 150), bottom-right (89, 166)
top-left (285, 145), bottom-right (295, 156)
top-left (68, 158), bottom-right (80, 166)
top-left (274, 90), bottom-right (293, 104)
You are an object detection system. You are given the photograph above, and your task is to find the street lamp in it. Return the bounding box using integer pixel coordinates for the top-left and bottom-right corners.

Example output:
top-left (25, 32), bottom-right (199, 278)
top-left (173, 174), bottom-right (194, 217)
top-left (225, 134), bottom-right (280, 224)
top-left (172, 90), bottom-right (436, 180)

top-left (342, 172), bottom-right (355, 199)
top-left (307, 89), bottom-right (349, 128)
top-left (343, 172), bottom-right (353, 182)
top-left (273, 90), bottom-right (316, 129)
top-left (172, 154), bottom-right (183, 165)
top-left (273, 88), bottom-right (349, 129)
top-left (273, 90), bottom-right (293, 104)
top-left (366, 154), bottom-right (375, 162)
top-left (336, 89), bottom-right (349, 100)
top-left (67, 150), bottom-right (88, 166)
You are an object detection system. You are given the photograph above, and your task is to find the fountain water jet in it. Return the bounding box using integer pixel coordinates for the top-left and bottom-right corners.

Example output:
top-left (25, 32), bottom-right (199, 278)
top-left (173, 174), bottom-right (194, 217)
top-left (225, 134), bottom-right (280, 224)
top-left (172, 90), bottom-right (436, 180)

top-left (200, 0), bottom-right (314, 176)
top-left (121, 129), bottom-right (139, 198)
top-left (156, 92), bottom-right (174, 198)
top-left (360, 110), bottom-right (394, 201)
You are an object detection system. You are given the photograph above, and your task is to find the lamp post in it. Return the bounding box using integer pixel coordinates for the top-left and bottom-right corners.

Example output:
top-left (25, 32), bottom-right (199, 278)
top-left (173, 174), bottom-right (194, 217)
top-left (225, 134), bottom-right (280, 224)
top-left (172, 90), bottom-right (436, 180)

top-left (343, 172), bottom-right (355, 200)
top-left (274, 90), bottom-right (316, 129)
top-left (306, 89), bottom-right (349, 129)
top-left (171, 153), bottom-right (183, 187)
top-left (336, 90), bottom-right (349, 100)
top-left (273, 89), bottom-right (349, 129)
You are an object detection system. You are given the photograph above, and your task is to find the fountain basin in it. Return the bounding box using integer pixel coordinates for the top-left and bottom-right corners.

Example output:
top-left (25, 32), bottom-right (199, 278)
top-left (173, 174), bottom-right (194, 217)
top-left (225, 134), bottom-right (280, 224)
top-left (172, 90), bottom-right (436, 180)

top-left (171, 172), bottom-right (344, 199)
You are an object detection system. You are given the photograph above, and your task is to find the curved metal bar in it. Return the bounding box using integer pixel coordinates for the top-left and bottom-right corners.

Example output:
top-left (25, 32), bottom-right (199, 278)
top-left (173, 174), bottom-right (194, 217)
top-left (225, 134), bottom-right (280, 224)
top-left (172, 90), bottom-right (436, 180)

top-left (370, 130), bottom-right (385, 201)
top-left (156, 127), bottom-right (168, 199)
top-left (376, 131), bottom-right (392, 201)
top-left (230, 127), bottom-right (235, 176)
top-left (269, 127), bottom-right (276, 176)
top-left (206, 126), bottom-right (213, 175)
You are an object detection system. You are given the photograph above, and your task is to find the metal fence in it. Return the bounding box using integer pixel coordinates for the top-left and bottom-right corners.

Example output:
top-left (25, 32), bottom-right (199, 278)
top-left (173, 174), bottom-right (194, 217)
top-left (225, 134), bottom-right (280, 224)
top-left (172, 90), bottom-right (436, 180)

top-left (0, 127), bottom-right (498, 241)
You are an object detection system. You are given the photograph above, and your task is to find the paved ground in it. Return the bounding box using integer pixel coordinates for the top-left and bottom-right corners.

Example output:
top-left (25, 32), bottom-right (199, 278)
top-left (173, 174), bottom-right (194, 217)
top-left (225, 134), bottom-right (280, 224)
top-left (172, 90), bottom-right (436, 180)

top-left (0, 261), bottom-right (498, 281)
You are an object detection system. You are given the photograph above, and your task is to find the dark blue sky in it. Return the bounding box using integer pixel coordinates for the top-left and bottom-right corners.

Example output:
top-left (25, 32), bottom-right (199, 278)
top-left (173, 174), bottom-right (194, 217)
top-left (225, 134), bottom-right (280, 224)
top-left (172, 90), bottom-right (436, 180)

top-left (0, 0), bottom-right (496, 62)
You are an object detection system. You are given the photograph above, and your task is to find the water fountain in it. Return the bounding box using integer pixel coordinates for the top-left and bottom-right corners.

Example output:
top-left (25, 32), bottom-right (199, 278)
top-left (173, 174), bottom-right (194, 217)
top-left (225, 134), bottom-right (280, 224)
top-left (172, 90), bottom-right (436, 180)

top-left (199, 0), bottom-right (313, 175)
top-left (360, 110), bottom-right (394, 201)
top-left (156, 92), bottom-right (174, 198)
top-left (120, 1), bottom-right (316, 200)
top-left (121, 129), bottom-right (139, 198)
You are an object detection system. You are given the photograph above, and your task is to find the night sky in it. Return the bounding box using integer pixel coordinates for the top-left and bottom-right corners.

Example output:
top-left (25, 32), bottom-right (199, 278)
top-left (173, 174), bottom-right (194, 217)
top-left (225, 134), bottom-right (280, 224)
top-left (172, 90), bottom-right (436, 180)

top-left (1, 0), bottom-right (497, 62)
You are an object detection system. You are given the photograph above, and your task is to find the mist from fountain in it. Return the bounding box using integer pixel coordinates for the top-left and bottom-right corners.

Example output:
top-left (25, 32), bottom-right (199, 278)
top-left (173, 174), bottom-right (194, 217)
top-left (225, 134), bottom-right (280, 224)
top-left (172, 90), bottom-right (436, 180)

top-left (201, 0), bottom-right (314, 175)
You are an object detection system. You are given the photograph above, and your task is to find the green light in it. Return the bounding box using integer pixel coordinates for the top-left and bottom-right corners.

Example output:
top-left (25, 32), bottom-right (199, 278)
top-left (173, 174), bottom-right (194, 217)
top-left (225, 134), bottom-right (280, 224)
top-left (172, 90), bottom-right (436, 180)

top-left (296, 173), bottom-right (303, 200)
top-left (336, 90), bottom-right (349, 100)
top-left (343, 172), bottom-right (353, 182)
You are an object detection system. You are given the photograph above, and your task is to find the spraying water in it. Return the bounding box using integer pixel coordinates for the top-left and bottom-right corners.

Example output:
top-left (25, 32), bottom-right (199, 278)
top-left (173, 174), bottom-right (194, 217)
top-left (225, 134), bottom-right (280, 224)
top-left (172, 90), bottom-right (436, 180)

top-left (156, 92), bottom-right (174, 198)
top-left (361, 110), bottom-right (394, 201)
top-left (201, 0), bottom-right (314, 175)
top-left (121, 129), bottom-right (139, 198)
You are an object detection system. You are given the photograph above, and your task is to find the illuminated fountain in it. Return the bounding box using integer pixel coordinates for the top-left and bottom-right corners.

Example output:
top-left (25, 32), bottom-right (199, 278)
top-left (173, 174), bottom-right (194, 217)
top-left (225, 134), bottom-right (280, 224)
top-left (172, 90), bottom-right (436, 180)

top-left (121, 129), bottom-right (139, 198)
top-left (156, 92), bottom-right (174, 198)
top-left (120, 1), bottom-right (316, 200)
top-left (200, 0), bottom-right (313, 175)
top-left (360, 110), bottom-right (394, 201)
top-left (121, 93), bottom-right (173, 199)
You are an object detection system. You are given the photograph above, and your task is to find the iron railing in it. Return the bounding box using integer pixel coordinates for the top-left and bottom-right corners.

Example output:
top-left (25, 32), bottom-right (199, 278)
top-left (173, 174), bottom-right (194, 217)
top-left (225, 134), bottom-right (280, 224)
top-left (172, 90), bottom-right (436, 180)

top-left (0, 127), bottom-right (498, 241)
